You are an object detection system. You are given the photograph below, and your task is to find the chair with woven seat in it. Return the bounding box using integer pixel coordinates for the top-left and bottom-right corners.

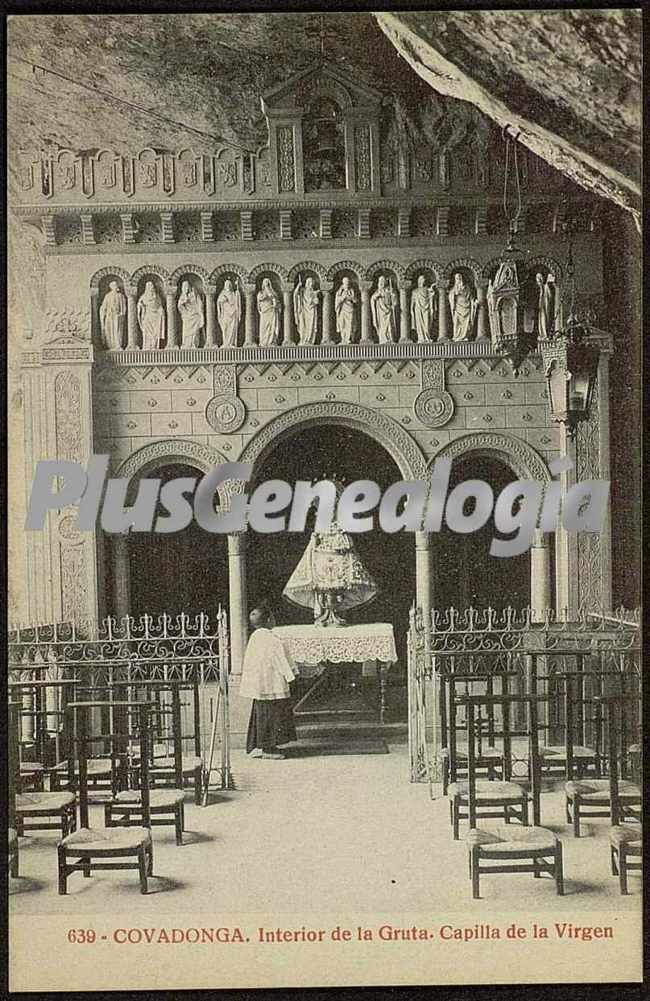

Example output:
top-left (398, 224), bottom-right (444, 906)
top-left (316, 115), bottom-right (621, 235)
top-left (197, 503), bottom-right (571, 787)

top-left (609, 824), bottom-right (642, 894)
top-left (104, 699), bottom-right (185, 845)
top-left (441, 671), bottom-right (512, 796)
top-left (16, 791), bottom-right (77, 838)
top-left (8, 703), bottom-right (20, 878)
top-left (600, 693), bottom-right (643, 893)
top-left (144, 681), bottom-right (204, 805)
top-left (448, 683), bottom-right (539, 840)
top-left (565, 686), bottom-right (641, 837)
top-left (462, 694), bottom-right (564, 898)
top-left (57, 701), bottom-right (154, 895)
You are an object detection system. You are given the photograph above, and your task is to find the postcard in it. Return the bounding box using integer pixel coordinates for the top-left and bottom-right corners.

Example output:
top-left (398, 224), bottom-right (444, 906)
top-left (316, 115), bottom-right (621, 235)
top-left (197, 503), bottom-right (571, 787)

top-left (7, 8), bottom-right (642, 991)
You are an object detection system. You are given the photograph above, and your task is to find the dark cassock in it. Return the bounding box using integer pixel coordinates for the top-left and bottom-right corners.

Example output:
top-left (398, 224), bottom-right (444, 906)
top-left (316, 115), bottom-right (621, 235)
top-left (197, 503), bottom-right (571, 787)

top-left (239, 618), bottom-right (298, 758)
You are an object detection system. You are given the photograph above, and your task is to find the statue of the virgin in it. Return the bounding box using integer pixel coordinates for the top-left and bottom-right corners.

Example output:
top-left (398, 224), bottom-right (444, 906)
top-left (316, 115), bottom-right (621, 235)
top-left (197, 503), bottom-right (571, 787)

top-left (282, 478), bottom-right (378, 627)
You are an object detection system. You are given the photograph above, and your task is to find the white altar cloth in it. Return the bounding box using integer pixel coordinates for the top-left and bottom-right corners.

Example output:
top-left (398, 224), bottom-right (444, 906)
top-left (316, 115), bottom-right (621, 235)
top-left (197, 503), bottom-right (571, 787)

top-left (274, 623), bottom-right (398, 668)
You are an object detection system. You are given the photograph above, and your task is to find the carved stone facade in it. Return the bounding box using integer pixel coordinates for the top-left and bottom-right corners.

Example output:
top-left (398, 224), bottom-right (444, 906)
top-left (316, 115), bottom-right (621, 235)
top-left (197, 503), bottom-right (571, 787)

top-left (17, 61), bottom-right (613, 634)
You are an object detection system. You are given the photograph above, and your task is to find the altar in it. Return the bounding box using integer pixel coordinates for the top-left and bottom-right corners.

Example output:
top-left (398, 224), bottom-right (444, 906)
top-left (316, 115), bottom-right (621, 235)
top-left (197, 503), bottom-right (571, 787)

top-left (274, 623), bottom-right (398, 725)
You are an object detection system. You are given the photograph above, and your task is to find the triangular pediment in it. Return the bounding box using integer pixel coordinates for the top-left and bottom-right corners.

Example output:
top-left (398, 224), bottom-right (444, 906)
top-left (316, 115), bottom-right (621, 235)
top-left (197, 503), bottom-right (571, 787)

top-left (261, 60), bottom-right (383, 114)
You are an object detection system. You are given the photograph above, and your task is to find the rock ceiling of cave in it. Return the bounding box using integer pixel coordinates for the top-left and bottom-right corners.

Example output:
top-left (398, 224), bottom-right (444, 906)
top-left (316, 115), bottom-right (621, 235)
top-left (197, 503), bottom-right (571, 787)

top-left (7, 10), bottom-right (641, 211)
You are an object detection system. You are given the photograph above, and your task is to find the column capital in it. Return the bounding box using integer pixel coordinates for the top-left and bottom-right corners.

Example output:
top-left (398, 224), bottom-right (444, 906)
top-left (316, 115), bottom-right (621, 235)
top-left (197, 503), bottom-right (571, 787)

top-left (435, 277), bottom-right (449, 291)
top-left (164, 283), bottom-right (177, 296)
top-left (321, 280), bottom-right (333, 293)
top-left (243, 282), bottom-right (256, 295)
top-left (125, 285), bottom-right (138, 298)
top-left (281, 283), bottom-right (294, 295)
top-left (398, 279), bottom-right (412, 292)
top-left (359, 280), bottom-right (372, 294)
top-left (205, 283), bottom-right (217, 295)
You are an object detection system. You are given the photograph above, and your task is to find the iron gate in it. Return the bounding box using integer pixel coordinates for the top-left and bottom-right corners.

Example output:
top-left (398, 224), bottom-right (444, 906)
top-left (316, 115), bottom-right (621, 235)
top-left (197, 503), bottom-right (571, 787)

top-left (8, 608), bottom-right (232, 791)
top-left (407, 605), bottom-right (641, 787)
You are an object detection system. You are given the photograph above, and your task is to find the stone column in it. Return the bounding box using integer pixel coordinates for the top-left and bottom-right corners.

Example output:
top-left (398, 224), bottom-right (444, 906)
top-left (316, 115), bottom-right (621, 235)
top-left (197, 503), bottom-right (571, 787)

top-left (399, 282), bottom-right (411, 342)
top-left (415, 531), bottom-right (433, 626)
top-left (530, 530), bottom-right (552, 622)
top-left (243, 283), bottom-right (256, 346)
top-left (437, 279), bottom-right (450, 341)
top-left (281, 284), bottom-right (294, 345)
top-left (90, 288), bottom-right (101, 346)
top-left (555, 429), bottom-right (577, 619)
top-left (164, 285), bottom-right (178, 349)
top-left (126, 285), bottom-right (139, 349)
top-left (321, 281), bottom-right (333, 343)
top-left (227, 532), bottom-right (248, 675)
top-left (205, 284), bottom-right (218, 347)
top-left (360, 280), bottom-right (372, 343)
top-left (476, 279), bottom-right (490, 341)
top-left (112, 534), bottom-right (131, 622)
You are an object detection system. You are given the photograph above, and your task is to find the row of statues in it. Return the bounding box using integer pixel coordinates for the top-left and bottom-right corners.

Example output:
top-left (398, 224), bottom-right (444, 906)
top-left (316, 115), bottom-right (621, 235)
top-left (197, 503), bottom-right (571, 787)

top-left (99, 271), bottom-right (556, 350)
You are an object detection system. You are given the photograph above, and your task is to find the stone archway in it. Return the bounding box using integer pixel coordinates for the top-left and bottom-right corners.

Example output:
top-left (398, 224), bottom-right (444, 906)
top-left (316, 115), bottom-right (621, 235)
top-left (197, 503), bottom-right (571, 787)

top-left (110, 438), bottom-right (231, 627)
top-left (430, 431), bottom-right (554, 618)
top-left (239, 400), bottom-right (428, 481)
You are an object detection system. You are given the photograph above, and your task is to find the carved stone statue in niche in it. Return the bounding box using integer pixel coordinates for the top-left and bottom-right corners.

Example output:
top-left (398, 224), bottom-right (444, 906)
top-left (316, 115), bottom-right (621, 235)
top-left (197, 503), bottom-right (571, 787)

top-left (335, 277), bottom-right (356, 344)
top-left (137, 281), bottom-right (165, 349)
top-left (177, 280), bottom-right (204, 349)
top-left (293, 275), bottom-right (320, 345)
top-left (371, 276), bottom-right (398, 343)
top-left (99, 280), bottom-right (126, 350)
top-left (410, 275), bottom-right (436, 342)
top-left (536, 272), bottom-right (556, 338)
top-left (448, 272), bottom-right (478, 341)
top-left (257, 278), bottom-right (281, 346)
top-left (217, 279), bottom-right (242, 347)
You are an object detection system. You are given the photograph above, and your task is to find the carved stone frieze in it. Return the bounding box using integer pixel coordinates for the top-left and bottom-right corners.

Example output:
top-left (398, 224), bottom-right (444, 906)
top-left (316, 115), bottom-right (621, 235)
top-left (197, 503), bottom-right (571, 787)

top-left (44, 308), bottom-right (91, 343)
top-left (55, 371), bottom-right (84, 462)
top-left (575, 375), bottom-right (603, 613)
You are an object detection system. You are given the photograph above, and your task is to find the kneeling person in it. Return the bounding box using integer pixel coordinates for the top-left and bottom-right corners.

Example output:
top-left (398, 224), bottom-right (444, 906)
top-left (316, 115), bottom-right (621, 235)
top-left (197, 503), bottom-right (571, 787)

top-left (240, 606), bottom-right (297, 760)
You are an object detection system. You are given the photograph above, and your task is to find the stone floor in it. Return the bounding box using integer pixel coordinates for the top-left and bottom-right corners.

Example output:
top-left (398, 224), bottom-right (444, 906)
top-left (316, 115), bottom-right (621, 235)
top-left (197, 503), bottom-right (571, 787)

top-left (9, 740), bottom-right (641, 916)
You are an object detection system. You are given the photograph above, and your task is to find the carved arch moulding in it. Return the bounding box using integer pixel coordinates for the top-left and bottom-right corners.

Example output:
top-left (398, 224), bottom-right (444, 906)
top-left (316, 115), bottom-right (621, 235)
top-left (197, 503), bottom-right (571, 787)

top-left (239, 400), bottom-right (428, 482)
top-left (115, 438), bottom-right (230, 503)
top-left (430, 431), bottom-right (551, 484)
top-left (405, 258), bottom-right (444, 282)
top-left (325, 260), bottom-right (365, 280)
top-left (209, 263), bottom-right (249, 283)
top-left (248, 262), bottom-right (289, 283)
top-left (287, 260), bottom-right (329, 283)
top-left (168, 263), bottom-right (211, 285)
top-left (364, 259), bottom-right (406, 282)
top-left (443, 257), bottom-right (483, 281)
top-left (89, 265), bottom-right (131, 290)
top-left (130, 263), bottom-right (171, 284)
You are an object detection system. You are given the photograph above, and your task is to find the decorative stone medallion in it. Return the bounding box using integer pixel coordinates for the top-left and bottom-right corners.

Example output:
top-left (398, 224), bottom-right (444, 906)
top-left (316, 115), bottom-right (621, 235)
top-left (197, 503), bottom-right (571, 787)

top-left (205, 394), bottom-right (246, 434)
top-left (413, 388), bottom-right (454, 428)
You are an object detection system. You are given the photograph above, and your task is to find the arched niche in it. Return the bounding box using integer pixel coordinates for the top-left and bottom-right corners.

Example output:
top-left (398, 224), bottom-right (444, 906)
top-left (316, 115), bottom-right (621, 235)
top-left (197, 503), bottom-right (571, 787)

top-left (133, 272), bottom-right (166, 350)
top-left (329, 267), bottom-right (361, 345)
top-left (93, 269), bottom-right (129, 350)
top-left (446, 265), bottom-right (479, 342)
top-left (175, 271), bottom-right (206, 349)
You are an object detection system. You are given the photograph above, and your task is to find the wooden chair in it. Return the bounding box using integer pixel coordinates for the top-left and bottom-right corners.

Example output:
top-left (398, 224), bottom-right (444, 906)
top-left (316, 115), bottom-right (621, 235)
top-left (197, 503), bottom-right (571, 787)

top-left (146, 680), bottom-right (204, 805)
top-left (440, 671), bottom-right (509, 796)
top-left (462, 694), bottom-right (564, 899)
top-left (564, 680), bottom-right (641, 837)
top-left (12, 690), bottom-right (77, 839)
top-left (448, 679), bottom-right (532, 840)
top-left (57, 702), bottom-right (154, 895)
top-left (104, 695), bottom-right (185, 846)
top-left (8, 703), bottom-right (20, 878)
top-left (602, 695), bottom-right (642, 893)
top-left (530, 652), bottom-right (600, 778)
